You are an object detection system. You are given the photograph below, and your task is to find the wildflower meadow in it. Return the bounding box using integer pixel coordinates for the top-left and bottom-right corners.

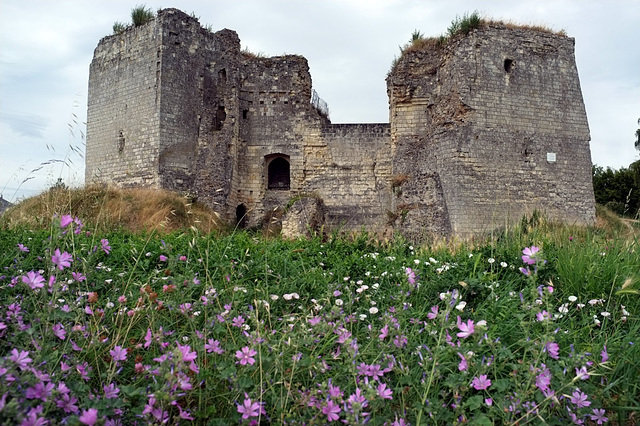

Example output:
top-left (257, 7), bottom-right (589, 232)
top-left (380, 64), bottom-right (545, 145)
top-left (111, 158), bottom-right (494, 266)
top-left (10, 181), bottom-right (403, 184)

top-left (0, 212), bottom-right (638, 424)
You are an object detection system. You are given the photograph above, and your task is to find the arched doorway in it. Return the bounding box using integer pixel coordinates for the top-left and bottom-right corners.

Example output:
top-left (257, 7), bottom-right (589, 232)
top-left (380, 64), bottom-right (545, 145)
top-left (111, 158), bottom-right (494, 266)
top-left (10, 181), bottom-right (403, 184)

top-left (236, 204), bottom-right (247, 228)
top-left (267, 155), bottom-right (290, 190)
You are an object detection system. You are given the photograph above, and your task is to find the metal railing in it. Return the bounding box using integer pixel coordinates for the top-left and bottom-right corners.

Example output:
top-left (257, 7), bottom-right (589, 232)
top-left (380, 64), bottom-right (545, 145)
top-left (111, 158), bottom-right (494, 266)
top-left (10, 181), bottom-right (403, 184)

top-left (311, 89), bottom-right (329, 118)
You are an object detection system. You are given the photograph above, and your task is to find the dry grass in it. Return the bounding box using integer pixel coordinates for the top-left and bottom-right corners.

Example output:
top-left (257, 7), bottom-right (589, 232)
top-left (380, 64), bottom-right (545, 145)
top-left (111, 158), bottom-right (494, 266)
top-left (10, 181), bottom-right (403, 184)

top-left (0, 185), bottom-right (222, 234)
top-left (484, 18), bottom-right (565, 36)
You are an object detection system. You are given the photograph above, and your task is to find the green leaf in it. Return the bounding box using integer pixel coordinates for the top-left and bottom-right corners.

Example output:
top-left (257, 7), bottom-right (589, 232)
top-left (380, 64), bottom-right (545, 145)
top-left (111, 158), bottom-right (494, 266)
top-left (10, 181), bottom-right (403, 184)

top-left (464, 395), bottom-right (483, 410)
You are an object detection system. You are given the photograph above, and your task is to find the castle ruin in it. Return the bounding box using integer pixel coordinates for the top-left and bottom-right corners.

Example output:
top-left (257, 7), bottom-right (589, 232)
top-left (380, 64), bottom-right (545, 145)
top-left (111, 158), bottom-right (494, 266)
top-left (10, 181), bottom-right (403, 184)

top-left (86, 8), bottom-right (596, 239)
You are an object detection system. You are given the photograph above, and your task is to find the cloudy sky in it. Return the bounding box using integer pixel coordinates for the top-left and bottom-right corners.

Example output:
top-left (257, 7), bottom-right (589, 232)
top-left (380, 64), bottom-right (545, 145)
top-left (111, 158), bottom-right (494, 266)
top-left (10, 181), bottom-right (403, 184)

top-left (1, 0), bottom-right (639, 202)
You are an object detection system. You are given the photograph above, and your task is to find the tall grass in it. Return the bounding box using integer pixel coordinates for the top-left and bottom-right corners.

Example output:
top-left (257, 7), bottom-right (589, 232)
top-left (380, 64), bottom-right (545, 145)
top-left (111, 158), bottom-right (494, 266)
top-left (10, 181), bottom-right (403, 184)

top-left (0, 196), bottom-right (638, 423)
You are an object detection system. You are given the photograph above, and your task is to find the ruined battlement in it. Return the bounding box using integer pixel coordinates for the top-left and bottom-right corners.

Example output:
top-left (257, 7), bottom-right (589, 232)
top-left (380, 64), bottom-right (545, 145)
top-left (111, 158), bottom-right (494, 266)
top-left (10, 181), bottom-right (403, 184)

top-left (86, 9), bottom-right (595, 239)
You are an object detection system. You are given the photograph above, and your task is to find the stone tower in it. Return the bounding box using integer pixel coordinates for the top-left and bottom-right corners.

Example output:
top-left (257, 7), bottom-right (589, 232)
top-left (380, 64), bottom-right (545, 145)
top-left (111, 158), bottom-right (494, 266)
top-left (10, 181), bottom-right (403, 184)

top-left (86, 9), bottom-right (595, 239)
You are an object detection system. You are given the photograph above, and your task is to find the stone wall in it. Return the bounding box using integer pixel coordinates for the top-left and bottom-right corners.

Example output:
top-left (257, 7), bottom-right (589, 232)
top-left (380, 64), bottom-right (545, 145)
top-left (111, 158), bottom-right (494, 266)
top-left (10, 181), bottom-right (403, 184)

top-left (86, 20), bottom-right (163, 187)
top-left (387, 26), bottom-right (595, 237)
top-left (86, 10), bottom-right (596, 240)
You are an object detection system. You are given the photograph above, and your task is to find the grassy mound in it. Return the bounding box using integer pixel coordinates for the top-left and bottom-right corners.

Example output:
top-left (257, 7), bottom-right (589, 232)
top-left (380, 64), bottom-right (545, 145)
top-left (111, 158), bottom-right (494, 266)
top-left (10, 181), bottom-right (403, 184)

top-left (0, 185), bottom-right (222, 233)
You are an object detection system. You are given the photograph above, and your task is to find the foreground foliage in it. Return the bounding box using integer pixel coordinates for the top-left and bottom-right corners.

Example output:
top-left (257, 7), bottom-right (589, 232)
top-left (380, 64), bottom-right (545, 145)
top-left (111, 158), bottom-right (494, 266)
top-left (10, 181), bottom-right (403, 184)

top-left (0, 215), bottom-right (638, 424)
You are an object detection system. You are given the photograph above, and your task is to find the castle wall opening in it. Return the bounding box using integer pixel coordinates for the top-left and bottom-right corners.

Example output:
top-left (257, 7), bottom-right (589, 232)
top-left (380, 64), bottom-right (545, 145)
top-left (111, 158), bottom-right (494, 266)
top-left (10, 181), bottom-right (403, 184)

top-left (267, 155), bottom-right (290, 190)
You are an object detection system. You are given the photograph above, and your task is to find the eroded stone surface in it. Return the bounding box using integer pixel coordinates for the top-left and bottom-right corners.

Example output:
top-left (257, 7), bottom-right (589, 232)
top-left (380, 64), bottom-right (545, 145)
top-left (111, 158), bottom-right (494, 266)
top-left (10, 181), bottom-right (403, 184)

top-left (86, 9), bottom-right (595, 239)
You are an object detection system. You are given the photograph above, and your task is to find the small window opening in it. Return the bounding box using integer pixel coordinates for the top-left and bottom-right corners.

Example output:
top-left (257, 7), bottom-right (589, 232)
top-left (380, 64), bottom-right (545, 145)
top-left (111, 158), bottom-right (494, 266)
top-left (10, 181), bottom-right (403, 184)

top-left (214, 106), bottom-right (226, 131)
top-left (267, 157), bottom-right (290, 190)
top-left (504, 58), bottom-right (514, 73)
top-left (117, 130), bottom-right (125, 154)
top-left (242, 109), bottom-right (248, 119)
top-left (236, 204), bottom-right (247, 228)
top-left (218, 69), bottom-right (226, 83)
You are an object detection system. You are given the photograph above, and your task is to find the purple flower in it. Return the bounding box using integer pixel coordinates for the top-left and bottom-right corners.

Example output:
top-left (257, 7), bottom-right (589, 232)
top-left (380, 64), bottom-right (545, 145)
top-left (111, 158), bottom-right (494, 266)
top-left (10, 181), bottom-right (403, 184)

top-left (22, 271), bottom-right (45, 290)
top-left (110, 345), bottom-right (127, 362)
top-left (237, 396), bottom-right (263, 419)
top-left (51, 249), bottom-right (73, 270)
top-left (457, 352), bottom-right (468, 371)
top-left (79, 408), bottom-right (99, 425)
top-left (205, 339), bottom-right (224, 354)
top-left (404, 267), bottom-right (417, 285)
top-left (545, 342), bottom-right (560, 360)
top-left (427, 305), bottom-right (439, 320)
top-left (52, 323), bottom-right (66, 340)
top-left (159, 255), bottom-right (168, 262)
top-left (519, 266), bottom-right (532, 276)
top-left (176, 343), bottom-right (198, 362)
top-left (569, 389), bottom-right (591, 408)
top-left (590, 408), bottom-right (608, 424)
top-left (471, 374), bottom-right (492, 390)
top-left (536, 310), bottom-right (551, 322)
top-left (56, 393), bottom-right (79, 413)
top-left (322, 399), bottom-right (341, 421)
top-left (522, 246), bottom-right (540, 265)
top-left (9, 348), bottom-right (32, 370)
top-left (456, 316), bottom-right (475, 339)
top-left (25, 381), bottom-right (55, 401)
top-left (378, 324), bottom-right (389, 340)
top-left (236, 346), bottom-right (257, 365)
top-left (60, 215), bottom-right (73, 228)
top-left (601, 346), bottom-right (609, 363)
top-left (231, 315), bottom-right (245, 327)
top-left (377, 383), bottom-right (393, 400)
top-left (100, 239), bottom-right (111, 254)
top-left (575, 366), bottom-right (589, 381)
top-left (71, 272), bottom-right (86, 282)
top-left (328, 380), bottom-right (343, 398)
top-left (104, 383), bottom-right (120, 399)
top-left (17, 243), bottom-right (29, 252)
top-left (535, 367), bottom-right (552, 391)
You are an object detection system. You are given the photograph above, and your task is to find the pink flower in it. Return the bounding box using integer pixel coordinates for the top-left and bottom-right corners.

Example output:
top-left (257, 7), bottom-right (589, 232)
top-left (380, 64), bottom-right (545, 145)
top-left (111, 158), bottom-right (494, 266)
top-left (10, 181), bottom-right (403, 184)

top-left (52, 323), bottom-right (66, 340)
top-left (79, 408), bottom-right (98, 425)
top-left (522, 246), bottom-right (540, 265)
top-left (100, 239), bottom-right (111, 254)
top-left (471, 374), bottom-right (492, 390)
top-left (236, 346), bottom-right (257, 365)
top-left (404, 267), bottom-right (417, 285)
top-left (72, 272), bottom-right (86, 282)
top-left (536, 310), bottom-right (551, 322)
top-left (456, 316), bottom-right (475, 339)
top-left (457, 352), bottom-right (468, 371)
top-left (378, 324), bottom-right (389, 340)
top-left (590, 408), bottom-right (608, 424)
top-left (176, 343), bottom-right (197, 362)
top-left (118, 295), bottom-right (127, 304)
top-left (377, 383), bottom-right (393, 400)
top-left (570, 389), bottom-right (591, 408)
top-left (236, 396), bottom-right (263, 419)
top-left (159, 255), bottom-right (168, 262)
top-left (322, 399), bottom-right (341, 421)
top-left (51, 249), bottom-right (73, 270)
top-left (205, 339), bottom-right (224, 354)
top-left (60, 215), bottom-right (73, 228)
top-left (427, 305), bottom-right (439, 320)
top-left (110, 345), bottom-right (127, 362)
top-left (22, 271), bottom-right (45, 290)
top-left (17, 243), bottom-right (29, 252)
top-left (545, 342), bottom-right (560, 359)
top-left (10, 348), bottom-right (32, 370)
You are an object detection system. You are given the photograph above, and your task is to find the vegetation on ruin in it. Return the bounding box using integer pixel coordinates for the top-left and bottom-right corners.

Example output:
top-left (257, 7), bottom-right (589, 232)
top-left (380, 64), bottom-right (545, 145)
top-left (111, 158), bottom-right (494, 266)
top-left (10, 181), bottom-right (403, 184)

top-left (0, 187), bottom-right (639, 424)
top-left (390, 11), bottom-right (564, 74)
top-left (112, 4), bottom-right (155, 35)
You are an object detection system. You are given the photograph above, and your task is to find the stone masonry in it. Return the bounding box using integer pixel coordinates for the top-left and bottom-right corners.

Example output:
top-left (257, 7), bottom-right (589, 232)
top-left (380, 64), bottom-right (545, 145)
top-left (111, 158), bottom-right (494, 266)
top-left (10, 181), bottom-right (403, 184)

top-left (86, 8), bottom-right (596, 239)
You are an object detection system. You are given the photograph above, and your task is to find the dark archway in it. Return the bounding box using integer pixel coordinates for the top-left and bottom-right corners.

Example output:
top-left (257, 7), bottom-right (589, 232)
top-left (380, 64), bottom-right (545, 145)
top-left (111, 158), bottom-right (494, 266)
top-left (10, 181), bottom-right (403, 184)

top-left (236, 204), bottom-right (247, 228)
top-left (267, 156), bottom-right (290, 190)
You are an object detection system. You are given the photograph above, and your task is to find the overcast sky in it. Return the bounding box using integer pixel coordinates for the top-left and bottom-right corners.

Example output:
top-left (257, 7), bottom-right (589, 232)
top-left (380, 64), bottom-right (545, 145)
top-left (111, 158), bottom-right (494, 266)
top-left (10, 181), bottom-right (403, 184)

top-left (1, 0), bottom-right (639, 202)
